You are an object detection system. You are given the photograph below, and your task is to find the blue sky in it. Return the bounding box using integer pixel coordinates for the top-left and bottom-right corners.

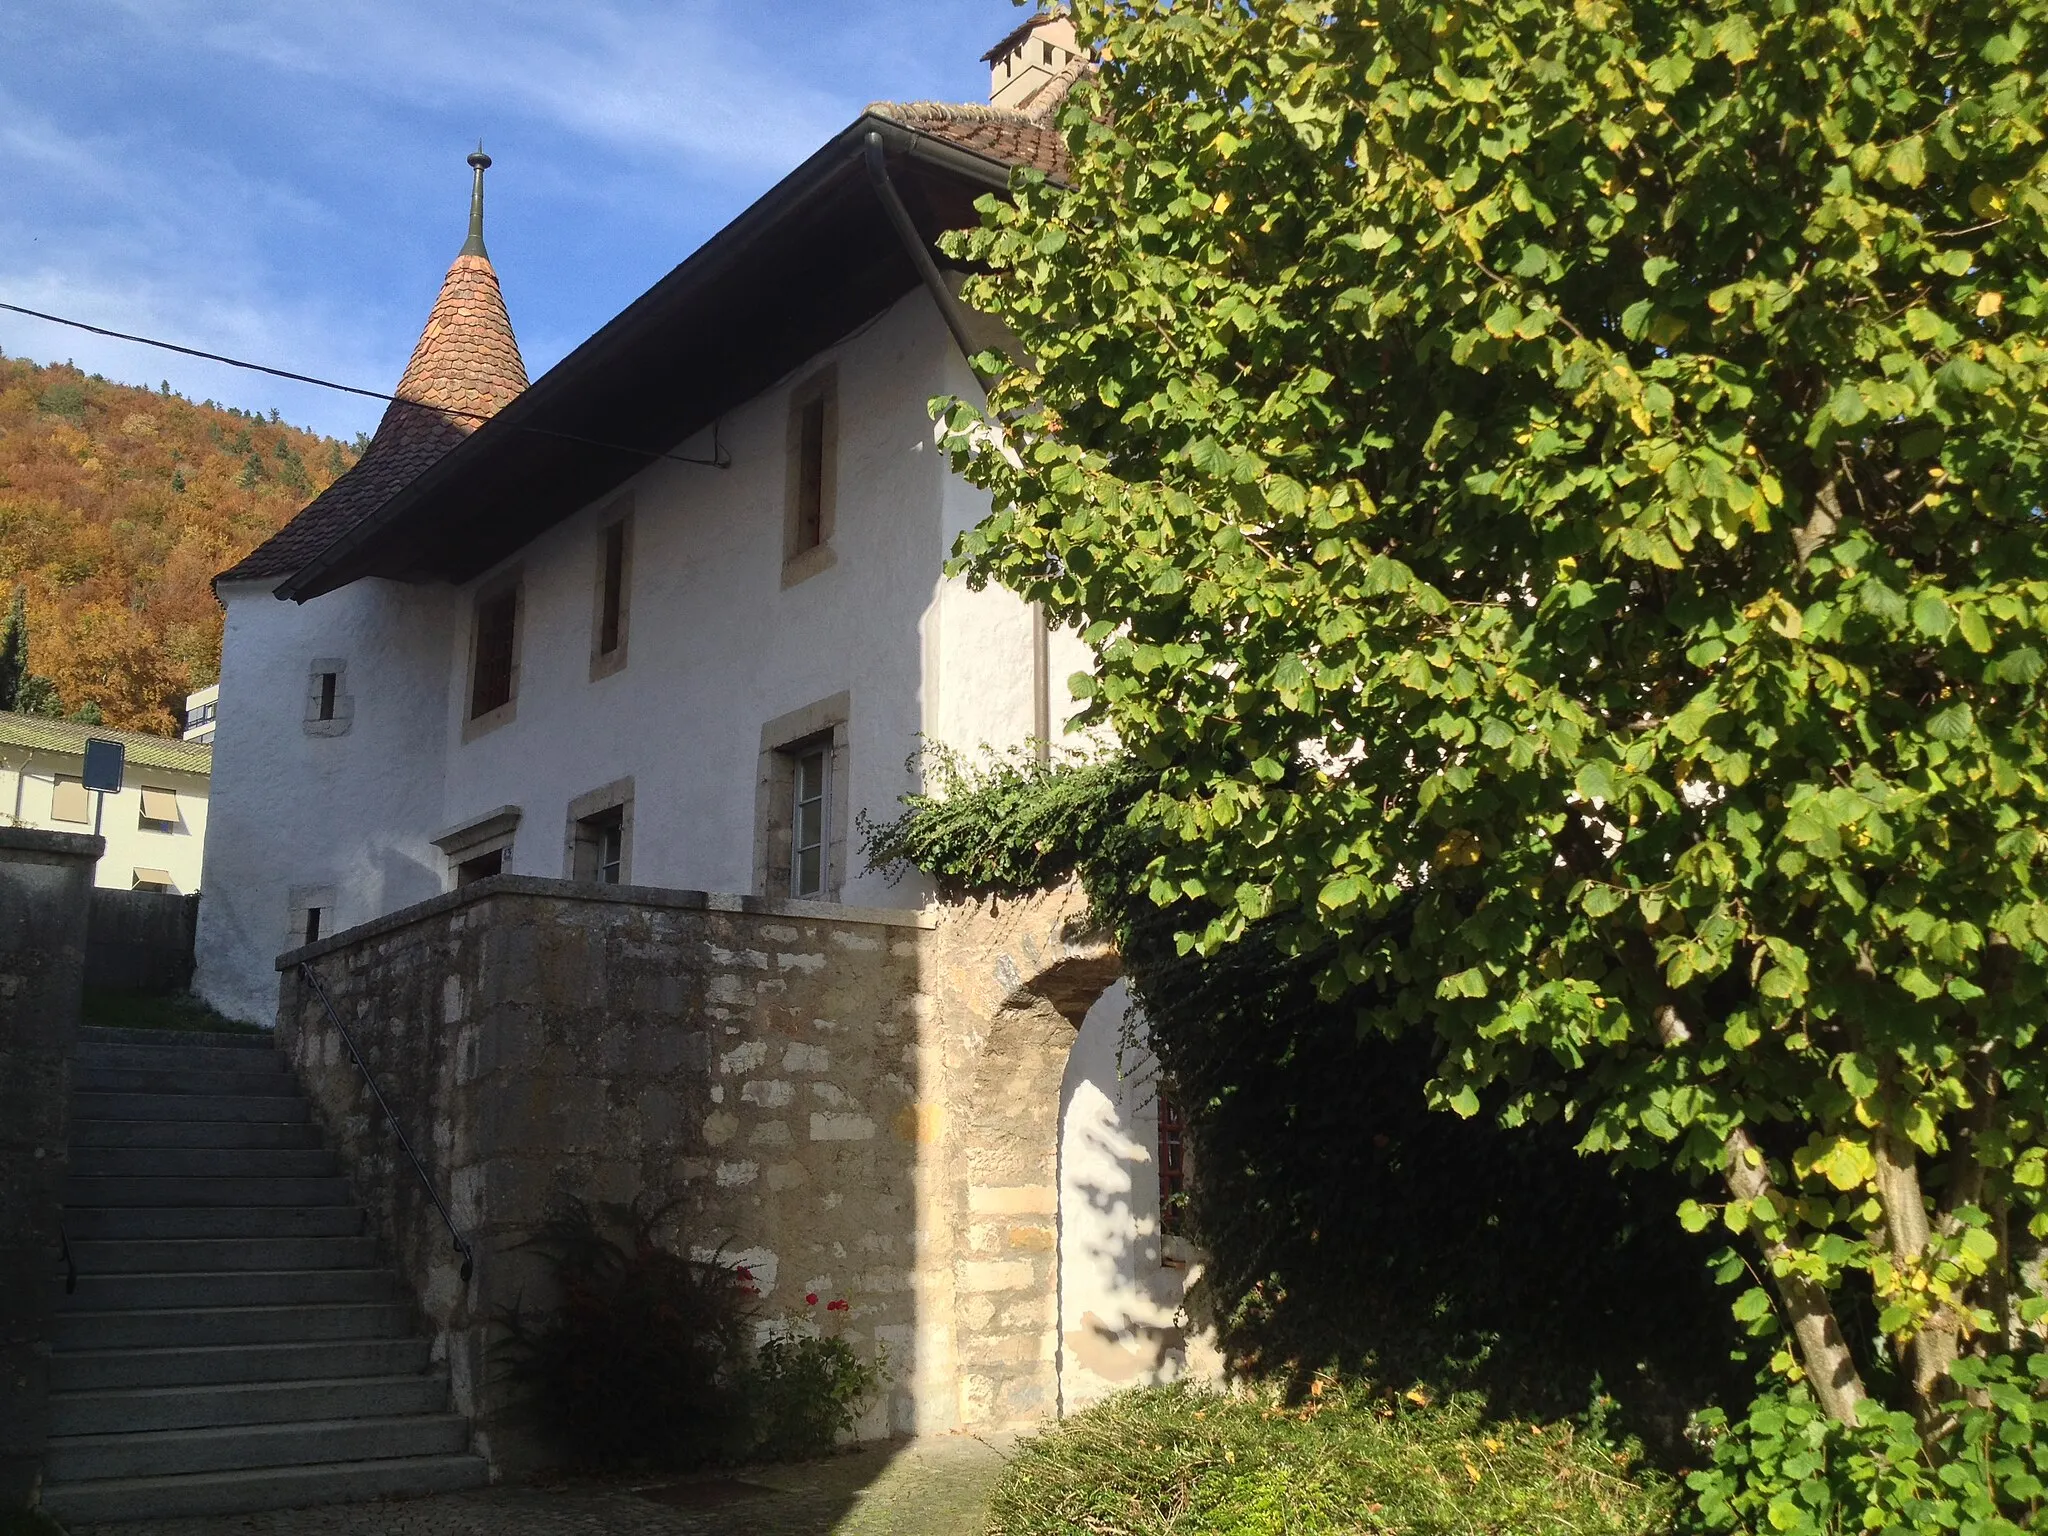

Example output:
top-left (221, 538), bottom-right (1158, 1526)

top-left (0, 0), bottom-right (1016, 441)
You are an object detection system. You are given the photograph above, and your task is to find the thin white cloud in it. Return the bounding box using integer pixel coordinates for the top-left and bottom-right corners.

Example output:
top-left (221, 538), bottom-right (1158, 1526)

top-left (103, 0), bottom-right (852, 180)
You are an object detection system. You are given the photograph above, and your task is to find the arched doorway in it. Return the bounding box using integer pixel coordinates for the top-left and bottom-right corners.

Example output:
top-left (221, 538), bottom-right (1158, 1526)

top-left (931, 886), bottom-right (1210, 1428)
top-left (1057, 979), bottom-right (1197, 1412)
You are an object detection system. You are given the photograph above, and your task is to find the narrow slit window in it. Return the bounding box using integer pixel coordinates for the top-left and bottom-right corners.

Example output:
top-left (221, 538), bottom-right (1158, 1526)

top-left (598, 523), bottom-right (626, 656)
top-left (790, 745), bottom-right (828, 898)
top-left (316, 671), bottom-right (338, 721)
top-left (471, 589), bottom-right (517, 718)
top-left (1157, 1089), bottom-right (1188, 1238)
top-left (794, 395), bottom-right (826, 553)
top-left (304, 906), bottom-right (323, 943)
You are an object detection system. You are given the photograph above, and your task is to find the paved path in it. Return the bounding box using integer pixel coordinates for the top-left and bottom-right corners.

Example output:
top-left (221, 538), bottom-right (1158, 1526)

top-left (70, 1436), bottom-right (1011, 1536)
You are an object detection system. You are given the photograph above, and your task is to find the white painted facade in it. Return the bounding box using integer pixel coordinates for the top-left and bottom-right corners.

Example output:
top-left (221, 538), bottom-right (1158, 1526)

top-left (194, 291), bottom-right (1094, 1025)
top-left (0, 731), bottom-right (209, 893)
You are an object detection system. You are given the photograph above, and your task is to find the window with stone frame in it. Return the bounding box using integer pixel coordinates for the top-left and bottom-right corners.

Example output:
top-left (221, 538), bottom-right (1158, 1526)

top-left (781, 367), bottom-right (838, 587)
top-left (468, 577), bottom-right (521, 728)
top-left (787, 740), bottom-right (830, 898)
top-left (565, 777), bottom-right (634, 887)
top-left (753, 695), bottom-right (850, 901)
top-left (590, 503), bottom-right (633, 682)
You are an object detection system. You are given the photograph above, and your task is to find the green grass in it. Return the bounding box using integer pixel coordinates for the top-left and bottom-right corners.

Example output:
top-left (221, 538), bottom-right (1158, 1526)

top-left (985, 1382), bottom-right (1676, 1536)
top-left (81, 987), bottom-right (261, 1035)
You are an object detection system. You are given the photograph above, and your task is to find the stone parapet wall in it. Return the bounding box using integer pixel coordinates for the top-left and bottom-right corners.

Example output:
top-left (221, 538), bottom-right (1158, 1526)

top-left (275, 876), bottom-right (1111, 1471)
top-left (0, 828), bottom-right (103, 1510)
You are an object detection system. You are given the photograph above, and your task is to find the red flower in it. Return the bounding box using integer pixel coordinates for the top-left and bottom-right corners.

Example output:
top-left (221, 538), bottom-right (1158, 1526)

top-left (805, 1292), bottom-right (820, 1306)
top-left (826, 1299), bottom-right (850, 1312)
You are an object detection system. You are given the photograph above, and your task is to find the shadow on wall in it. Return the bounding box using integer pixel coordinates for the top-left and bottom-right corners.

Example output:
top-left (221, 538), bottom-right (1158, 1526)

top-left (1056, 978), bottom-right (1207, 1413)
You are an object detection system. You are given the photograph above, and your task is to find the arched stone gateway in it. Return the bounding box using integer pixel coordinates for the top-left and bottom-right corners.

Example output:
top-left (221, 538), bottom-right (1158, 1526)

top-left (277, 876), bottom-right (1216, 1472)
top-left (927, 885), bottom-right (1218, 1425)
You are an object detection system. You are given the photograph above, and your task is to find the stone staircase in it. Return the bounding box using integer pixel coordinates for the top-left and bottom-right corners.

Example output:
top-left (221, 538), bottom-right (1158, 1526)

top-left (43, 1024), bottom-right (489, 1524)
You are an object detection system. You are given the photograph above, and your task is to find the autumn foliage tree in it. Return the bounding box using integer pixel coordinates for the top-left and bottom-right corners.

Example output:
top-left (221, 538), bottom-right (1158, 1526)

top-left (0, 352), bottom-right (354, 732)
top-left (941, 0), bottom-right (2048, 1521)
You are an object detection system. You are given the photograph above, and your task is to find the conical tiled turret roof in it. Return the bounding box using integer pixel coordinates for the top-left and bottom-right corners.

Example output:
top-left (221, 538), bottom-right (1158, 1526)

top-left (220, 150), bottom-right (527, 585)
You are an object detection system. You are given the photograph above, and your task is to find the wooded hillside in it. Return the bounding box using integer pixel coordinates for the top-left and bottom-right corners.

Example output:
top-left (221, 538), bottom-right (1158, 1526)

top-left (0, 351), bottom-right (358, 734)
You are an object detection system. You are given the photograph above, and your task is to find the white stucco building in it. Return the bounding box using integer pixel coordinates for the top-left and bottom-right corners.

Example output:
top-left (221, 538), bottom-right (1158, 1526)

top-left (195, 26), bottom-right (1200, 1418)
top-left (0, 712), bottom-right (210, 892)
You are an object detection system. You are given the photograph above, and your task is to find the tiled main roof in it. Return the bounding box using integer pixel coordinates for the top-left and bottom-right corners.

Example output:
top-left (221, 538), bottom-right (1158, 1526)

top-left (0, 712), bottom-right (213, 775)
top-left (219, 251), bottom-right (527, 585)
top-left (866, 100), bottom-right (1072, 181)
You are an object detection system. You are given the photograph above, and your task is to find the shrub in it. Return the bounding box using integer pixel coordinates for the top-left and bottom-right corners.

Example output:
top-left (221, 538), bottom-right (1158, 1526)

top-left (985, 1380), bottom-right (1675, 1536)
top-left (1685, 1355), bottom-right (2048, 1535)
top-left (747, 1320), bottom-right (882, 1461)
top-left (497, 1198), bottom-right (754, 1468)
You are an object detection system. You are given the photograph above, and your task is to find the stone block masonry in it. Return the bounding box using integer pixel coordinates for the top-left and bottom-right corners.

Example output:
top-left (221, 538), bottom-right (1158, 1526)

top-left (275, 875), bottom-right (1119, 1473)
top-left (0, 827), bottom-right (103, 1510)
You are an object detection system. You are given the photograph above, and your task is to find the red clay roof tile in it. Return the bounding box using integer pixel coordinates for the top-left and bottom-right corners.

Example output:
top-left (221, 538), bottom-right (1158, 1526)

top-left (219, 251), bottom-right (526, 584)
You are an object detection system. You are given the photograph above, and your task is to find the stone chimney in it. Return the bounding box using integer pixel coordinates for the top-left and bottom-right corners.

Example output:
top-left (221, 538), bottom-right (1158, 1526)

top-left (984, 9), bottom-right (1082, 115)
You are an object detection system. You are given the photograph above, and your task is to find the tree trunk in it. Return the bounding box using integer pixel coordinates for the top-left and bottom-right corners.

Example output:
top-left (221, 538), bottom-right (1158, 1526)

top-left (1654, 1004), bottom-right (1867, 1424)
top-left (1874, 1127), bottom-right (1959, 1416)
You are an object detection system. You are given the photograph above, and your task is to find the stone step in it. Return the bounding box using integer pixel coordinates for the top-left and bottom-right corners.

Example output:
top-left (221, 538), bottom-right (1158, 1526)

top-left (76, 1040), bottom-right (284, 1074)
top-left (72, 1090), bottom-right (309, 1124)
top-left (68, 1117), bottom-right (325, 1150)
top-left (50, 1371), bottom-right (452, 1436)
top-left (77, 1024), bottom-right (274, 1050)
top-left (66, 1235), bottom-right (379, 1275)
top-left (46, 1411), bottom-right (471, 1483)
top-left (55, 1301), bottom-right (415, 1352)
top-left (74, 1064), bottom-right (296, 1097)
top-left (40, 1452), bottom-right (490, 1524)
top-left (62, 1204), bottom-right (362, 1241)
top-left (65, 1174), bottom-right (352, 1208)
top-left (51, 1337), bottom-right (432, 1393)
top-left (62, 1268), bottom-right (398, 1313)
top-left (69, 1145), bottom-right (339, 1178)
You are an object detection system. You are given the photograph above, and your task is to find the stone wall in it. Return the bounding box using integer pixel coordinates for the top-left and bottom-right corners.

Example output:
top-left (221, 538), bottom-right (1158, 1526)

top-left (0, 828), bottom-right (103, 1510)
top-left (276, 874), bottom-right (1129, 1471)
top-left (87, 888), bottom-right (201, 993)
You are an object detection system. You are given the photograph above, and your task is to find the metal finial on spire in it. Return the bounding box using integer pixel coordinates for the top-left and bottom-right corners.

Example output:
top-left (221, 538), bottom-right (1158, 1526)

top-left (462, 142), bottom-right (491, 258)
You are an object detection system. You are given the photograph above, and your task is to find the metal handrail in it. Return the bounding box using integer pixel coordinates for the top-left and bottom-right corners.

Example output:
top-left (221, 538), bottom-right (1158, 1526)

top-left (297, 961), bottom-right (475, 1283)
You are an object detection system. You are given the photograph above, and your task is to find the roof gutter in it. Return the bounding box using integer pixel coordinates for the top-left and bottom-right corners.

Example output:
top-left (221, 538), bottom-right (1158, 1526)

top-left (278, 116), bottom-right (1018, 605)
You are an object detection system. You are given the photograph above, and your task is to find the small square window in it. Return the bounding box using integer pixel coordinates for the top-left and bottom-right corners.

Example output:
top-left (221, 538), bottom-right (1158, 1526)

top-left (456, 848), bottom-right (504, 885)
top-left (138, 785), bottom-right (178, 832)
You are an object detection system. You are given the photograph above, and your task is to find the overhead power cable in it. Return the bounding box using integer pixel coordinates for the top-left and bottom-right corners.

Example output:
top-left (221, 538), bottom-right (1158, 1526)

top-left (0, 299), bottom-right (727, 468)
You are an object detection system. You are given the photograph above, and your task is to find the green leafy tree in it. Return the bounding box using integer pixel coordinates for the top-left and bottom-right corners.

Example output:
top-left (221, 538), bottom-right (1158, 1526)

top-left (0, 587), bottom-right (27, 713)
top-left (0, 588), bottom-right (64, 719)
top-left (941, 0), bottom-right (2048, 1451)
